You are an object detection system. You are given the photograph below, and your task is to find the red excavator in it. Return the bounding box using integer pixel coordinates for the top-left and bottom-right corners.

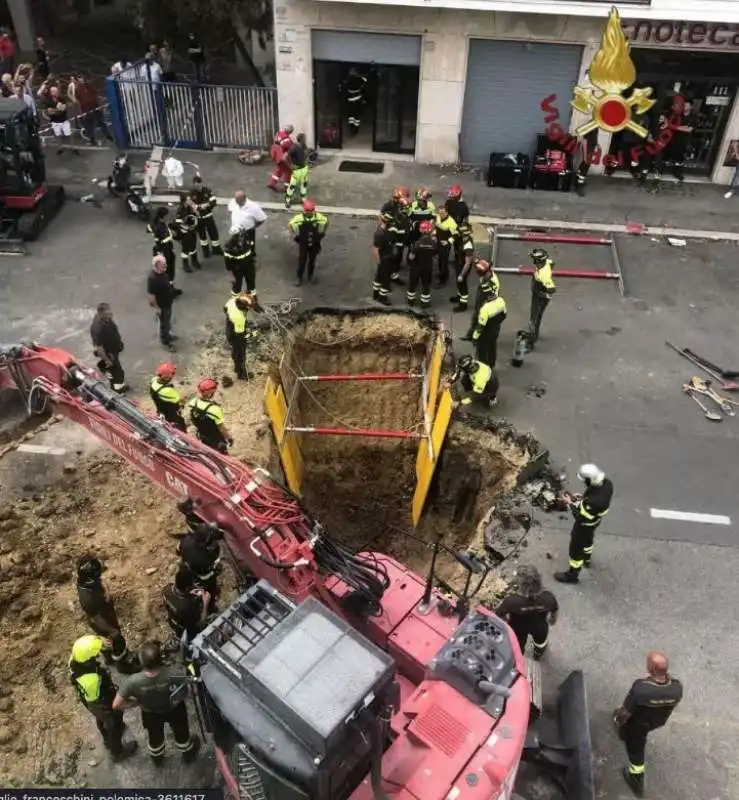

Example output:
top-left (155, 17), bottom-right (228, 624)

top-left (0, 342), bottom-right (594, 800)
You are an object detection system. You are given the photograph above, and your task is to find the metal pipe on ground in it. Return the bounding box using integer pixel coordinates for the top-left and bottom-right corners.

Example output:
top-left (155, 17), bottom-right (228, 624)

top-left (285, 426), bottom-right (422, 439)
top-left (298, 372), bottom-right (422, 382)
top-left (494, 266), bottom-right (620, 280)
top-left (495, 232), bottom-right (612, 246)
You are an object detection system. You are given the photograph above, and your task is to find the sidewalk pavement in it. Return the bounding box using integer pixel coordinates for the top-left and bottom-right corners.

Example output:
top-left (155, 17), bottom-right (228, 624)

top-left (152, 150), bottom-right (739, 235)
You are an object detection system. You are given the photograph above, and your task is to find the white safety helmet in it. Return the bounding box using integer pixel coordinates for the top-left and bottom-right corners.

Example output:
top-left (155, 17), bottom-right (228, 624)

top-left (229, 225), bottom-right (241, 236)
top-left (577, 463), bottom-right (605, 486)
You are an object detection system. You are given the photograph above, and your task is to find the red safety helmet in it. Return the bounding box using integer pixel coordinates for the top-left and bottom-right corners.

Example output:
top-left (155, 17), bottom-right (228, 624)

top-left (303, 200), bottom-right (316, 213)
top-left (197, 377), bottom-right (218, 394)
top-left (156, 362), bottom-right (176, 380)
top-left (448, 184), bottom-right (463, 199)
top-left (416, 187), bottom-right (431, 201)
top-left (419, 220), bottom-right (434, 234)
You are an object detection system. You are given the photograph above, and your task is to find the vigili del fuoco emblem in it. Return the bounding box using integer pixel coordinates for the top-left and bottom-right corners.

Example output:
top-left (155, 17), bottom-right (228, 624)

top-left (571, 6), bottom-right (656, 138)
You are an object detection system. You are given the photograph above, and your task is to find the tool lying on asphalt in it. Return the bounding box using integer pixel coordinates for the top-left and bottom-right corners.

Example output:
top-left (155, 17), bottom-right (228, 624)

top-left (665, 341), bottom-right (739, 391)
top-left (683, 349), bottom-right (739, 380)
top-left (683, 387), bottom-right (722, 421)
top-left (687, 376), bottom-right (736, 416)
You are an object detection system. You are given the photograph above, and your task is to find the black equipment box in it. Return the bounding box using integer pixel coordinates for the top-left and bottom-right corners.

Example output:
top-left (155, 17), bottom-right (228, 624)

top-left (487, 152), bottom-right (530, 189)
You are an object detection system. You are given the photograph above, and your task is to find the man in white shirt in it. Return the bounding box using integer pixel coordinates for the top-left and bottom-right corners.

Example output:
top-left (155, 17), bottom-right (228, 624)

top-left (139, 53), bottom-right (162, 83)
top-left (227, 191), bottom-right (266, 253)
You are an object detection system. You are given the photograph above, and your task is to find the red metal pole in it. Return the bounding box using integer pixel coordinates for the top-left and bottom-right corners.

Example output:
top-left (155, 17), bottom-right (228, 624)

top-left (285, 426), bottom-right (421, 439)
top-left (496, 232), bottom-right (612, 246)
top-left (494, 266), bottom-right (620, 280)
top-left (299, 372), bottom-right (421, 382)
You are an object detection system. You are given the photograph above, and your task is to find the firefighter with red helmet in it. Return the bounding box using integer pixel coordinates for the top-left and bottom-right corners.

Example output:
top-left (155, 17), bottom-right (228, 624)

top-left (150, 362), bottom-right (186, 431)
top-left (408, 187), bottom-right (435, 259)
top-left (406, 219), bottom-right (437, 309)
top-left (445, 184), bottom-right (470, 226)
top-left (288, 200), bottom-right (329, 286)
top-left (462, 259), bottom-right (501, 341)
top-left (380, 187), bottom-right (410, 285)
top-left (186, 379), bottom-right (233, 453)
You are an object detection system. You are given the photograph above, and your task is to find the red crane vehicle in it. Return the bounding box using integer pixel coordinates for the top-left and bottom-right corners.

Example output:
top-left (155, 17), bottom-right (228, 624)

top-left (0, 342), bottom-right (594, 800)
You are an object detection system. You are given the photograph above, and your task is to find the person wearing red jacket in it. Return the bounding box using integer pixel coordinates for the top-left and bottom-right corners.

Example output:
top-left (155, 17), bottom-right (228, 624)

top-left (268, 124), bottom-right (294, 191)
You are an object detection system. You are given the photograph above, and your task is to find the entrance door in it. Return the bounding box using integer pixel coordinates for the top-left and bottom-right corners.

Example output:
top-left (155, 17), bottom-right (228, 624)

top-left (313, 60), bottom-right (345, 150)
top-left (372, 65), bottom-right (419, 155)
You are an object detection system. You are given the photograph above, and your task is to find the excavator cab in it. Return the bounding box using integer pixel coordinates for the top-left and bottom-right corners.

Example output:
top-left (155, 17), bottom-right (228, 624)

top-left (0, 98), bottom-right (64, 246)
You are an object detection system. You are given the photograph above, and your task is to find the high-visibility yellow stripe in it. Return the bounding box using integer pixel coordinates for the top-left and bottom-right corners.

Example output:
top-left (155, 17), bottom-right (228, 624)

top-left (569, 559), bottom-right (583, 569)
top-left (629, 763), bottom-right (645, 775)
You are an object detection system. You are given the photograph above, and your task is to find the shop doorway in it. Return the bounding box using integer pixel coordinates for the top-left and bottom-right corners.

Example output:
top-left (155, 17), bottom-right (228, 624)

top-left (610, 48), bottom-right (739, 176)
top-left (313, 60), bottom-right (419, 155)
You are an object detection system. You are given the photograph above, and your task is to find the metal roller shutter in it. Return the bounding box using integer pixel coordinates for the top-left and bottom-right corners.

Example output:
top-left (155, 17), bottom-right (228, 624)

top-left (461, 40), bottom-right (583, 165)
top-left (311, 30), bottom-right (421, 67)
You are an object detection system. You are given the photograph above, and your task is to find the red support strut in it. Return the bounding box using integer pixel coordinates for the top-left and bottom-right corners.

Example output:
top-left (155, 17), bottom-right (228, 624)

top-left (496, 232), bottom-right (612, 246)
top-left (494, 266), bottom-right (620, 280)
top-left (285, 426), bottom-right (421, 439)
top-left (299, 372), bottom-right (421, 382)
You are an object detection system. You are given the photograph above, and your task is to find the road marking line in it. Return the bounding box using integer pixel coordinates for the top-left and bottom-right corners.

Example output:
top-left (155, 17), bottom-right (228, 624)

top-left (650, 508), bottom-right (731, 525)
top-left (17, 444), bottom-right (68, 456)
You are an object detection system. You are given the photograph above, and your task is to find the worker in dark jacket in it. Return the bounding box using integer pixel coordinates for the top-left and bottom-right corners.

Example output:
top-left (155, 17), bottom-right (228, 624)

top-left (371, 213), bottom-right (395, 306)
top-left (147, 206), bottom-right (177, 284)
top-left (555, 463), bottom-right (614, 584)
top-left (90, 303), bottom-right (128, 393)
top-left (187, 378), bottom-right (233, 453)
top-left (445, 184), bottom-right (470, 226)
top-left (380, 187), bottom-right (410, 284)
top-left (69, 635), bottom-right (138, 761)
top-left (224, 292), bottom-right (257, 380)
top-left (288, 200), bottom-right (329, 286)
top-left (450, 221), bottom-right (476, 312)
top-left (113, 640), bottom-right (200, 764)
top-left (76, 554), bottom-right (139, 673)
top-left (462, 259), bottom-right (501, 341)
top-left (528, 248), bottom-right (556, 348)
top-left (614, 652), bottom-right (683, 797)
top-left (496, 565), bottom-right (558, 659)
top-left (471, 282), bottom-right (507, 368)
top-left (172, 193), bottom-right (201, 273)
top-left (189, 175), bottom-right (221, 258)
top-left (150, 362), bottom-right (186, 431)
top-left (162, 563), bottom-right (212, 641)
top-left (407, 188), bottom-right (435, 259)
top-left (343, 67), bottom-right (368, 136)
top-left (177, 523), bottom-right (223, 611)
top-left (223, 226), bottom-right (256, 296)
top-left (406, 219), bottom-right (437, 308)
top-left (434, 204), bottom-right (458, 287)
top-left (450, 355), bottom-right (499, 409)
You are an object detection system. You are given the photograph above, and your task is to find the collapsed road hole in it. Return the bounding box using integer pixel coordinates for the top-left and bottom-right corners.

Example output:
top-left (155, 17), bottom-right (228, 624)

top-left (270, 309), bottom-right (546, 605)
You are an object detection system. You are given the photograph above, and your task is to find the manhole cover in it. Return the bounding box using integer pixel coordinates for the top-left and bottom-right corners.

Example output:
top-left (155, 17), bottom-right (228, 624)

top-left (338, 160), bottom-right (385, 174)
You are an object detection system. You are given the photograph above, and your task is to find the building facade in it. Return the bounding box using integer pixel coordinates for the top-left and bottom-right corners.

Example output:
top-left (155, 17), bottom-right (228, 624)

top-left (273, 0), bottom-right (739, 183)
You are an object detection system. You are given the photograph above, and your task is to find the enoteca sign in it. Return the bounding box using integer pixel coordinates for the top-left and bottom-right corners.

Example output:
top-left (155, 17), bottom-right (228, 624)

top-left (623, 20), bottom-right (739, 48)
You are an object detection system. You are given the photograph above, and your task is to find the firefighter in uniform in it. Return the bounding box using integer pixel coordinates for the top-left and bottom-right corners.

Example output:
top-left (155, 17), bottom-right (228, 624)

top-left (434, 204), bottom-right (458, 287)
top-left (555, 463), bottom-right (614, 584)
top-left (445, 184), bottom-right (470, 227)
top-left (288, 200), bottom-right (329, 286)
top-left (147, 206), bottom-right (177, 285)
top-left (407, 188), bottom-right (435, 260)
top-left (371, 212), bottom-right (395, 306)
top-left (177, 523), bottom-right (223, 611)
top-left (223, 226), bottom-right (256, 296)
top-left (343, 67), bottom-right (368, 136)
top-left (172, 193), bottom-right (201, 273)
top-left (163, 563), bottom-right (212, 642)
top-left (380, 187), bottom-right (410, 285)
top-left (150, 362), bottom-right (186, 431)
top-left (187, 378), bottom-right (233, 453)
top-left (69, 635), bottom-right (137, 761)
top-left (614, 652), bottom-right (683, 797)
top-left (496, 565), bottom-right (558, 659)
top-left (450, 355), bottom-right (499, 409)
top-left (224, 292), bottom-right (258, 380)
top-left (190, 175), bottom-right (222, 258)
top-left (406, 219), bottom-right (437, 309)
top-left (462, 259), bottom-right (501, 341)
top-left (471, 281), bottom-right (507, 368)
top-left (528, 248), bottom-right (556, 348)
top-left (450, 221), bottom-right (475, 312)
top-left (76, 554), bottom-right (138, 674)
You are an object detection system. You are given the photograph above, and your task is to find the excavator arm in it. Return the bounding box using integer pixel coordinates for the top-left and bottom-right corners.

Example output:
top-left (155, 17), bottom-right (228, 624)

top-left (0, 342), bottom-right (387, 610)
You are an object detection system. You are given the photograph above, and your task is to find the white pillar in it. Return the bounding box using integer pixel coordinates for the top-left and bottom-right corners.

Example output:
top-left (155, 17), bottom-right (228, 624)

top-left (7, 0), bottom-right (35, 52)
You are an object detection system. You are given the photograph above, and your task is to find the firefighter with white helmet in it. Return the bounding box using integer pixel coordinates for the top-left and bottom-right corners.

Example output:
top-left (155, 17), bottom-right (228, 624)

top-left (555, 463), bottom-right (614, 584)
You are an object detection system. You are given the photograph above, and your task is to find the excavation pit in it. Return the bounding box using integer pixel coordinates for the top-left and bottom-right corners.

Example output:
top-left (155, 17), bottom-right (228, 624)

top-left (271, 309), bottom-right (543, 600)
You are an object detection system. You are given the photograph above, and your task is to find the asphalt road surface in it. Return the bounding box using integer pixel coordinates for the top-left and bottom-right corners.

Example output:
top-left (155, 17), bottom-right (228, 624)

top-left (1, 191), bottom-right (738, 800)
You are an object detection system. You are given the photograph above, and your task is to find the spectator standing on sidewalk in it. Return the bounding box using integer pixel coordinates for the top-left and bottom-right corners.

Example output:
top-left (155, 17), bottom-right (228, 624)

top-left (159, 41), bottom-right (175, 82)
top-left (43, 85), bottom-right (79, 155)
top-left (148, 255), bottom-right (177, 351)
top-left (188, 34), bottom-right (206, 82)
top-left (0, 29), bottom-right (15, 77)
top-left (76, 76), bottom-right (113, 146)
top-left (35, 37), bottom-right (50, 81)
top-left (0, 73), bottom-right (13, 98)
top-left (13, 82), bottom-right (36, 115)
